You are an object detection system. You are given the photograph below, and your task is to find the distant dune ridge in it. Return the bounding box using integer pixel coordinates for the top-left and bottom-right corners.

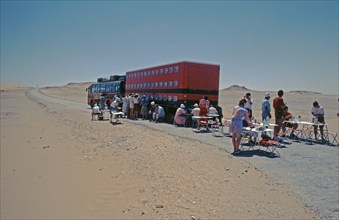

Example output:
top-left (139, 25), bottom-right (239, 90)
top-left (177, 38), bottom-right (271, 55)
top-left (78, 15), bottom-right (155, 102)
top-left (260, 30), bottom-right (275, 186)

top-left (288, 90), bottom-right (322, 95)
top-left (221, 85), bottom-right (322, 94)
top-left (222, 85), bottom-right (250, 91)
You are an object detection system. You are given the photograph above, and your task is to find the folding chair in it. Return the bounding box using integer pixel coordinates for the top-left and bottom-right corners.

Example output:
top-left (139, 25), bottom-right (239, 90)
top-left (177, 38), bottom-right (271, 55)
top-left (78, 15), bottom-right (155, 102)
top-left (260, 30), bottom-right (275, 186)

top-left (326, 132), bottom-right (339, 146)
top-left (259, 139), bottom-right (281, 157)
top-left (240, 129), bottom-right (258, 151)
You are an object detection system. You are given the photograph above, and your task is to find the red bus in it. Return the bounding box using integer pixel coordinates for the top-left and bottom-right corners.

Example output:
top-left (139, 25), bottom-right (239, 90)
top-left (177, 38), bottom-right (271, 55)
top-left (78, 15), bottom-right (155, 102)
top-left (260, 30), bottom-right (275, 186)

top-left (125, 61), bottom-right (220, 118)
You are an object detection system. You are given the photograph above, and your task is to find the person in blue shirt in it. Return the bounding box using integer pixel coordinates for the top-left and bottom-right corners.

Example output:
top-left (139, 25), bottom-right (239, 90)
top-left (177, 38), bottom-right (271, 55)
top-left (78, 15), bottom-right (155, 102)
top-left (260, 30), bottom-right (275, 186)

top-left (99, 94), bottom-right (106, 110)
top-left (261, 92), bottom-right (272, 125)
top-left (140, 95), bottom-right (149, 120)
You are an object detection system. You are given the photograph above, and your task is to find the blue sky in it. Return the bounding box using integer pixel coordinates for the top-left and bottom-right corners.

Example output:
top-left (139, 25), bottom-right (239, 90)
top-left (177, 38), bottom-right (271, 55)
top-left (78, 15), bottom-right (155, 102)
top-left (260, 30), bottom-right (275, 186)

top-left (1, 0), bottom-right (338, 94)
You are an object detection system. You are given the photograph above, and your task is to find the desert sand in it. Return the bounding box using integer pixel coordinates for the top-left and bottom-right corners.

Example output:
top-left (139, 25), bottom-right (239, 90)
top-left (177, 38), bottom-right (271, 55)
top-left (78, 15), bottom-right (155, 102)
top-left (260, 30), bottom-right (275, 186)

top-left (2, 82), bottom-right (337, 219)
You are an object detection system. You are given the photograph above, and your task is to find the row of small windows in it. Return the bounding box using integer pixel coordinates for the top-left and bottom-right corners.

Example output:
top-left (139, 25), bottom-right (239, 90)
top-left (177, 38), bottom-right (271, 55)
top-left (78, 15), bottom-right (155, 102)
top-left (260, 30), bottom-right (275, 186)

top-left (91, 83), bottom-right (121, 93)
top-left (148, 95), bottom-right (178, 102)
top-left (127, 66), bottom-right (180, 78)
top-left (126, 80), bottom-right (179, 89)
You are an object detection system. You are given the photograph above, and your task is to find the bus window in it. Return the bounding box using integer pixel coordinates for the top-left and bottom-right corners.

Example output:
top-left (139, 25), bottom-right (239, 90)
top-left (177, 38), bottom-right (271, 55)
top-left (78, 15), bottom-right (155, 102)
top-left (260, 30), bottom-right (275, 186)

top-left (100, 84), bottom-right (106, 93)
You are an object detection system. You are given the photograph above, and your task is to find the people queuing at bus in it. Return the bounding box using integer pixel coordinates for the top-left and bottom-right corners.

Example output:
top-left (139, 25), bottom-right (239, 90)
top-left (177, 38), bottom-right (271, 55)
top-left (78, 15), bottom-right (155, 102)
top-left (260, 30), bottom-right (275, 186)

top-left (174, 104), bottom-right (187, 126)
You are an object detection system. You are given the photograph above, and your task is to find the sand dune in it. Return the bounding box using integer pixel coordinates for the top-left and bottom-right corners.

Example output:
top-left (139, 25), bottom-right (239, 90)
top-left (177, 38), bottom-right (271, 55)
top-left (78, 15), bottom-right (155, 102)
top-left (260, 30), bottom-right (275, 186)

top-left (0, 84), bottom-right (327, 219)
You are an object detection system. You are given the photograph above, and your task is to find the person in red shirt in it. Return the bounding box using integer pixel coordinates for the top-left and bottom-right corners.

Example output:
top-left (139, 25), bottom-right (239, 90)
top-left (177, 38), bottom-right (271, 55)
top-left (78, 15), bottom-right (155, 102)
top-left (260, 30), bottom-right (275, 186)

top-left (198, 96), bottom-right (210, 127)
top-left (282, 106), bottom-right (298, 138)
top-left (273, 90), bottom-right (285, 136)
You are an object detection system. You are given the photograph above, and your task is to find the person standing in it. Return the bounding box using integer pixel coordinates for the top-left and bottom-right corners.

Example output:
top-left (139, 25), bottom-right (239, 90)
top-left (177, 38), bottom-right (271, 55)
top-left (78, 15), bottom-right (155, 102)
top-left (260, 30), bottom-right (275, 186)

top-left (261, 92), bottom-right (272, 125)
top-left (244, 92), bottom-right (253, 118)
top-left (311, 101), bottom-right (325, 141)
top-left (273, 90), bottom-right (285, 136)
top-left (199, 96), bottom-right (210, 126)
top-left (122, 95), bottom-right (129, 117)
top-left (99, 94), bottom-right (106, 110)
top-left (140, 95), bottom-right (149, 120)
top-left (129, 93), bottom-right (134, 119)
top-left (133, 94), bottom-right (140, 119)
top-left (230, 99), bottom-right (253, 154)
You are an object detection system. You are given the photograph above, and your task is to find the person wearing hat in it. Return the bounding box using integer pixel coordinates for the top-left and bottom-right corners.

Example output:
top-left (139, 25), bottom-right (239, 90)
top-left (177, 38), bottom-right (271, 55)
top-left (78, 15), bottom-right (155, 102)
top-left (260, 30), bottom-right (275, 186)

top-left (153, 104), bottom-right (165, 123)
top-left (148, 101), bottom-right (157, 122)
top-left (92, 103), bottom-right (103, 120)
top-left (261, 92), bottom-right (272, 125)
top-left (191, 103), bottom-right (200, 117)
top-left (174, 104), bottom-right (187, 126)
top-left (190, 103), bottom-right (201, 128)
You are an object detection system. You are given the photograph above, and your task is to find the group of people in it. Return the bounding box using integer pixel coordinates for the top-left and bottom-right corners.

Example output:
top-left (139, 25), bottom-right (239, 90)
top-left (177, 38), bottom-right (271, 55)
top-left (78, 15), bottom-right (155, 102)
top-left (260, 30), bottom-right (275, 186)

top-left (230, 90), bottom-right (326, 154)
top-left (173, 96), bottom-right (223, 128)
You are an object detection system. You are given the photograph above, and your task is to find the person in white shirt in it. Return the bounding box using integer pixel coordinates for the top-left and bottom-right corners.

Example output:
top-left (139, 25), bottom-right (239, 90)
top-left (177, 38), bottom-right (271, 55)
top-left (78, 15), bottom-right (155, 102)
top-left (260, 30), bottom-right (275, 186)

top-left (208, 105), bottom-right (218, 115)
top-left (191, 103), bottom-right (200, 116)
top-left (92, 103), bottom-right (102, 120)
top-left (110, 97), bottom-right (121, 122)
top-left (153, 104), bottom-right (165, 123)
top-left (311, 101), bottom-right (325, 141)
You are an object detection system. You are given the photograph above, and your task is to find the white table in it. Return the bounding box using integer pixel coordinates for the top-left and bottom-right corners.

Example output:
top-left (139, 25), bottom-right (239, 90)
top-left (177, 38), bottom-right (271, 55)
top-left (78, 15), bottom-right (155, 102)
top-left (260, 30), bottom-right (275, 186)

top-left (110, 111), bottom-right (125, 124)
top-left (192, 116), bottom-right (213, 131)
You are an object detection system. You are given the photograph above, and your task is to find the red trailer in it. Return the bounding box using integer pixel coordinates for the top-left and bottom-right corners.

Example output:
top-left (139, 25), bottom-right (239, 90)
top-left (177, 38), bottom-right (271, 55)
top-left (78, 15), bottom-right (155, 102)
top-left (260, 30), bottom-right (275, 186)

top-left (125, 61), bottom-right (220, 119)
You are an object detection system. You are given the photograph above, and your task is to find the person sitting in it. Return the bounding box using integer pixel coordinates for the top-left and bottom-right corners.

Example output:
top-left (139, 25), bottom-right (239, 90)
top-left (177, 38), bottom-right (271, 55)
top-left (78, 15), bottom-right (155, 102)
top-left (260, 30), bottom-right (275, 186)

top-left (92, 103), bottom-right (102, 120)
top-left (191, 103), bottom-right (200, 128)
top-left (152, 104), bottom-right (165, 123)
top-left (191, 103), bottom-right (200, 116)
top-left (174, 104), bottom-right (187, 126)
top-left (282, 106), bottom-right (298, 138)
top-left (208, 104), bottom-right (219, 124)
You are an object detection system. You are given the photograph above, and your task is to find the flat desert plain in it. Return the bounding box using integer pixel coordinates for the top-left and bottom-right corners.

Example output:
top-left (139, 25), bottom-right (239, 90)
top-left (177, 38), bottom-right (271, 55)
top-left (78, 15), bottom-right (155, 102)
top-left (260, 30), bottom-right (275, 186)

top-left (1, 82), bottom-right (337, 219)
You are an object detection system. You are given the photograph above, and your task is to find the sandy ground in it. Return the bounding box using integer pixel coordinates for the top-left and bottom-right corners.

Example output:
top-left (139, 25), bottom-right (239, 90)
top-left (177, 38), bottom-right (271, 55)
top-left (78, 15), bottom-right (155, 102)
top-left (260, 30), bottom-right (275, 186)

top-left (1, 82), bottom-right (336, 219)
